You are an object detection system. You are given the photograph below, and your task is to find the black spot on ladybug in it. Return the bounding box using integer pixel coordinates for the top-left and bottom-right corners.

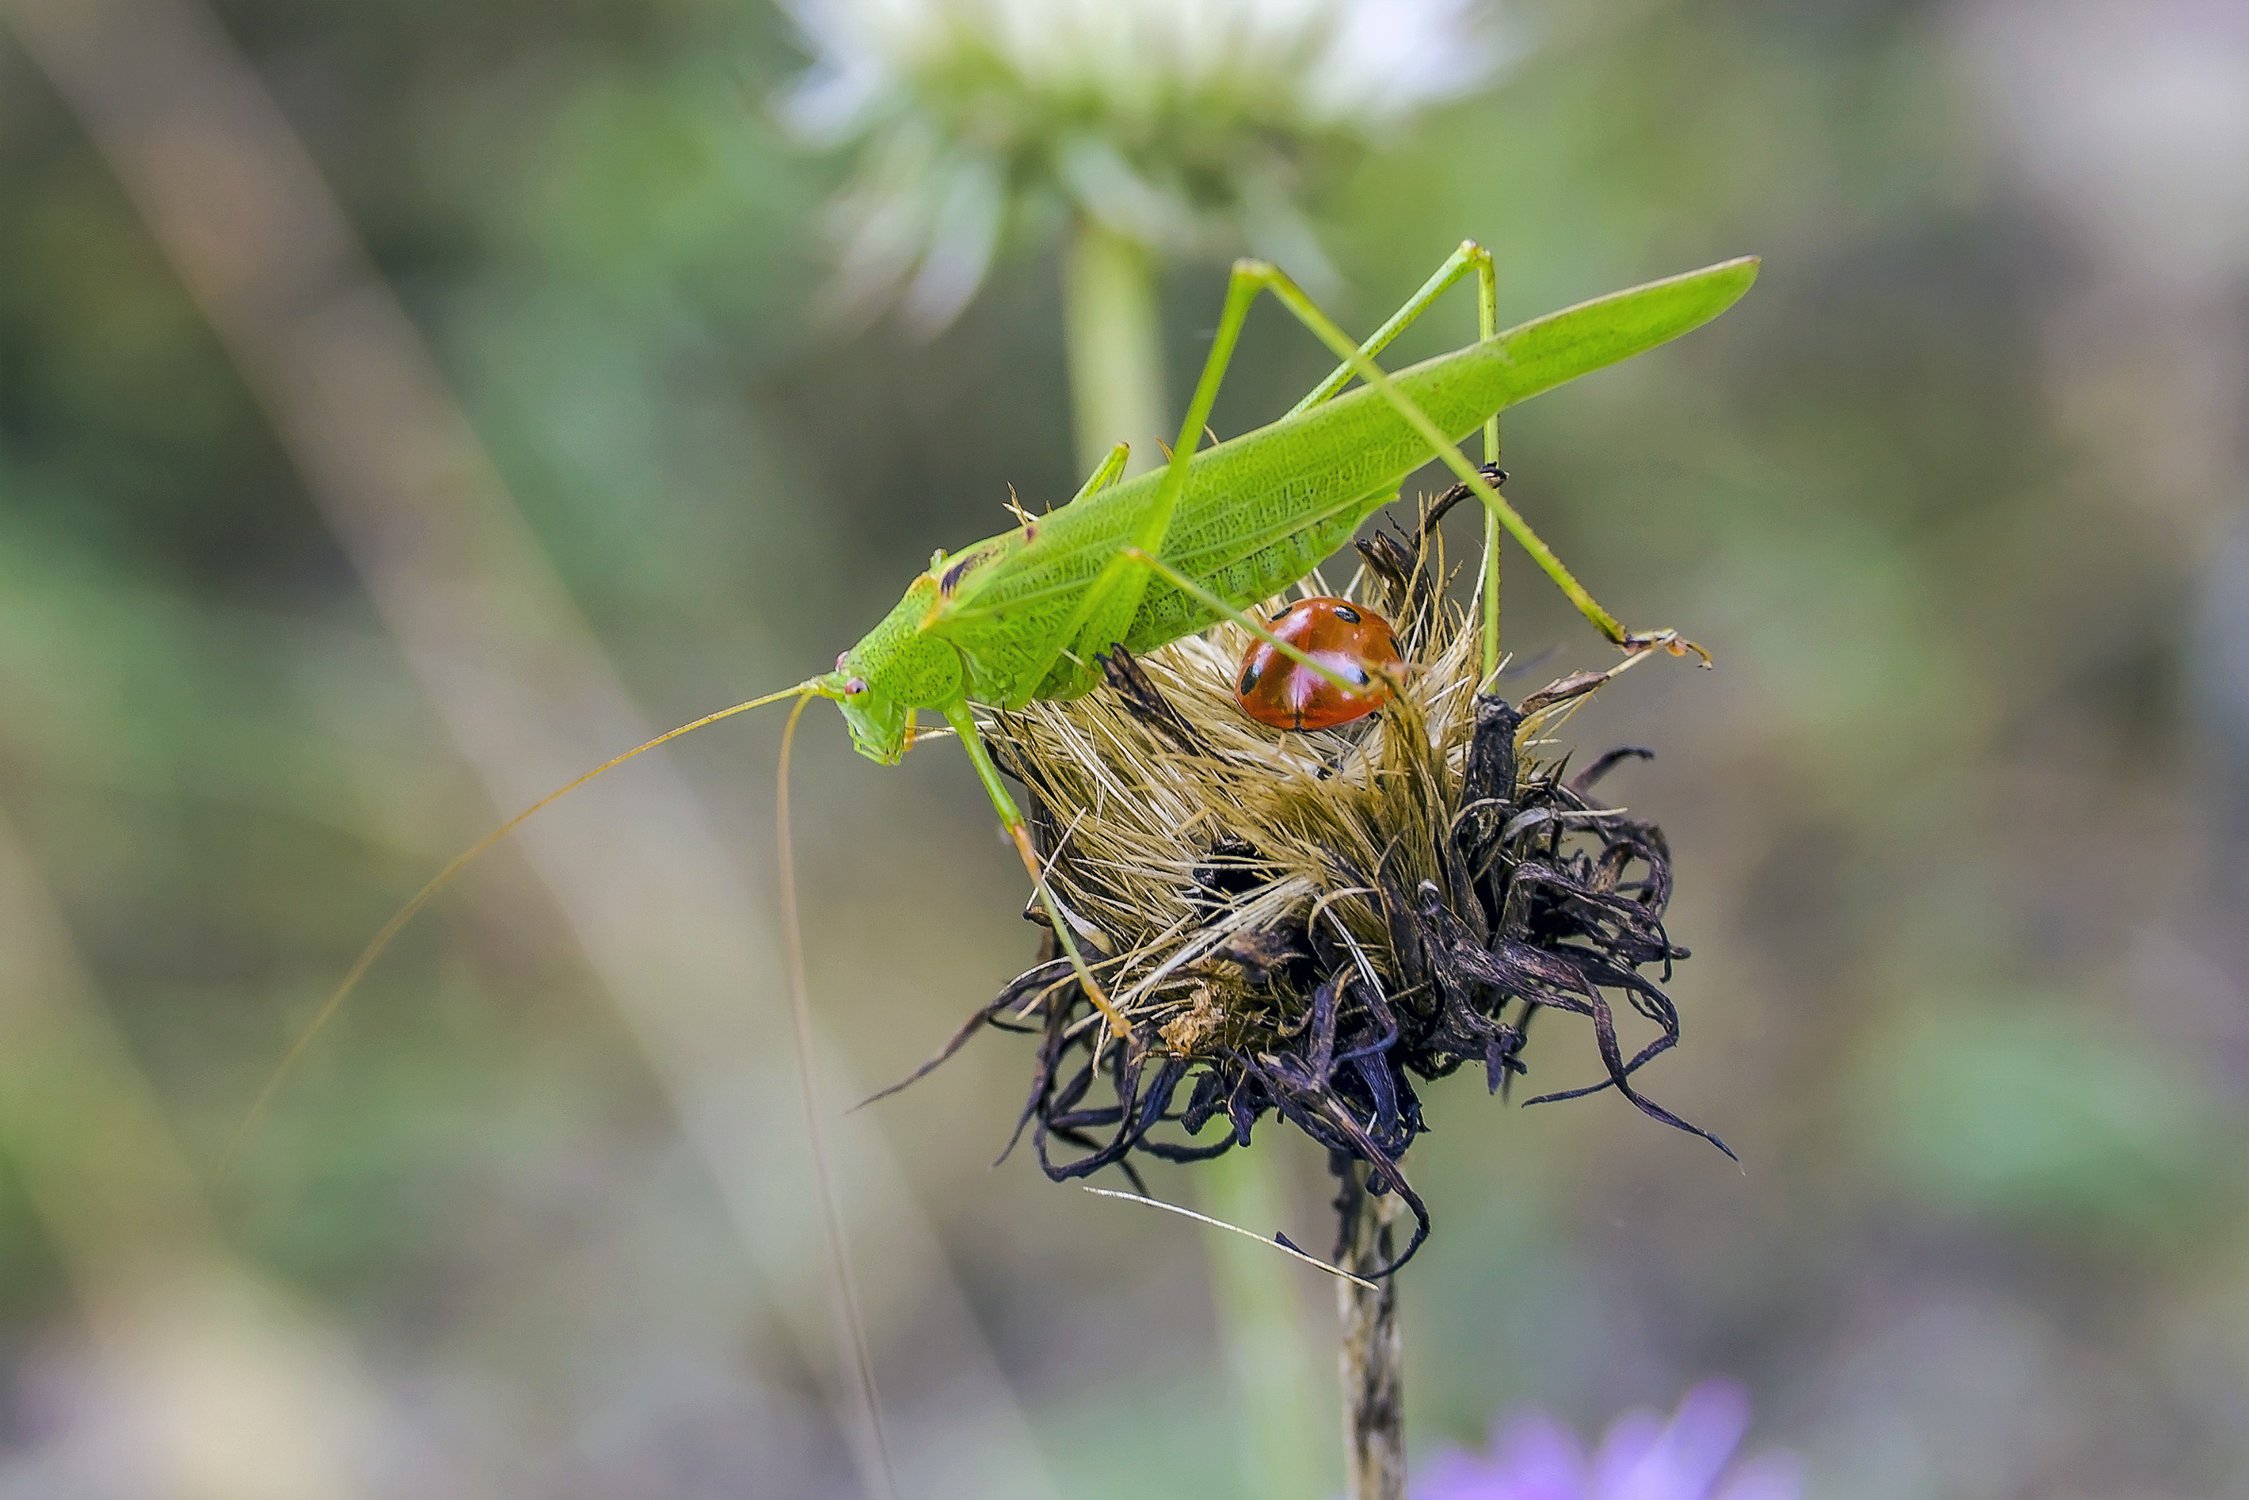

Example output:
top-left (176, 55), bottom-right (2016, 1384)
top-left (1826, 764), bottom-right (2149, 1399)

top-left (1238, 660), bottom-right (1263, 694)
top-left (1350, 665), bottom-right (1372, 687)
top-left (1333, 604), bottom-right (1362, 624)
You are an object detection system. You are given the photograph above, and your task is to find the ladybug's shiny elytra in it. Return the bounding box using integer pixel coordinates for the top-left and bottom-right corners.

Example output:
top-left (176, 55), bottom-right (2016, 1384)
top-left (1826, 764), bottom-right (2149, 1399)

top-left (1233, 597), bottom-right (1403, 731)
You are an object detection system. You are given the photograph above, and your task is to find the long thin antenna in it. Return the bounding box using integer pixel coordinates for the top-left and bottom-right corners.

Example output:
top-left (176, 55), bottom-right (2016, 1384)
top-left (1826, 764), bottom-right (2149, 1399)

top-left (776, 693), bottom-right (899, 1499)
top-left (220, 682), bottom-right (819, 1177)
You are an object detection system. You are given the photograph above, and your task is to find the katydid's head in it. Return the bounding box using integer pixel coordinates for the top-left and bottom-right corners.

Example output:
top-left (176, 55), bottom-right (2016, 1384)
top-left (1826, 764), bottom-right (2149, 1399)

top-left (823, 574), bottom-right (964, 763)
top-left (823, 651), bottom-right (911, 764)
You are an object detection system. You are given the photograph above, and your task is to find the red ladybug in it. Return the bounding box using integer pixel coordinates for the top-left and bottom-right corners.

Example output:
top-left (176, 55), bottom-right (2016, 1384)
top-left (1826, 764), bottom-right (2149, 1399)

top-left (1233, 597), bottom-right (1403, 731)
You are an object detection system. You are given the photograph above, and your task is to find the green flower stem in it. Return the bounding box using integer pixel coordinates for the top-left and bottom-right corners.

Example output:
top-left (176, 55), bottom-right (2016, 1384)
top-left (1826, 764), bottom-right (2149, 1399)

top-left (1206, 1147), bottom-right (1329, 1500)
top-left (1063, 219), bottom-right (1169, 477)
top-left (1059, 214), bottom-right (1323, 1500)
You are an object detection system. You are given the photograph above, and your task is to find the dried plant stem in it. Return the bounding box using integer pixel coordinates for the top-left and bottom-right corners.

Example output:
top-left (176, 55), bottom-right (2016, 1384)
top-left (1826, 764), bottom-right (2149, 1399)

top-left (1336, 1164), bottom-right (1406, 1500)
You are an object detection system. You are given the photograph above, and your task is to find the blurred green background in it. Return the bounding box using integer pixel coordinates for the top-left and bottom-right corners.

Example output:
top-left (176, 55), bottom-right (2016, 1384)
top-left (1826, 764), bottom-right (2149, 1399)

top-left (4, 0), bottom-right (2247, 1496)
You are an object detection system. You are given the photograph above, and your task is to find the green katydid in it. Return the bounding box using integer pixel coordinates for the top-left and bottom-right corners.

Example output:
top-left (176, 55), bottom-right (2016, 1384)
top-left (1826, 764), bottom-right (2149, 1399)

top-left (230, 242), bottom-right (1758, 1155)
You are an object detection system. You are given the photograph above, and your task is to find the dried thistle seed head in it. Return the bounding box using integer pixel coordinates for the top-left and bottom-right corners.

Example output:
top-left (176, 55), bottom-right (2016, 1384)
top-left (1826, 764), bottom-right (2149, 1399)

top-left (902, 511), bottom-right (1723, 1275)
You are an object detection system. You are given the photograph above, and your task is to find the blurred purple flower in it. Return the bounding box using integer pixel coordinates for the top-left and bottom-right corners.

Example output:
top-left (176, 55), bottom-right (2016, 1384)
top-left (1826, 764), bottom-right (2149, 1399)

top-left (1415, 1381), bottom-right (1802, 1500)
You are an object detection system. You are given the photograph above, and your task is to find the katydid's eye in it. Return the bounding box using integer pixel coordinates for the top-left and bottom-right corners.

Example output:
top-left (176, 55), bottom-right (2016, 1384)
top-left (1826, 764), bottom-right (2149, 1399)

top-left (844, 677), bottom-right (868, 696)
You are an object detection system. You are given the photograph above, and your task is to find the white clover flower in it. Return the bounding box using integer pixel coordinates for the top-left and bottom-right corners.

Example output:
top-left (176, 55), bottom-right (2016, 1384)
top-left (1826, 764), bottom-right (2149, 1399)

top-left (782, 0), bottom-right (1516, 326)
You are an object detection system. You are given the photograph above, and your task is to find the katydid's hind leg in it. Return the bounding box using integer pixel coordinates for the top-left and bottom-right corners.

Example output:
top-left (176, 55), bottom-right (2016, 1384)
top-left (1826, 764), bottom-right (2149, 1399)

top-left (1068, 246), bottom-right (1494, 686)
top-left (1019, 264), bottom-right (1280, 704)
top-left (940, 700), bottom-right (1132, 1039)
top-left (1059, 247), bottom-right (1504, 697)
top-left (1235, 259), bottom-right (1705, 662)
top-left (1271, 240), bottom-right (1512, 671)
top-left (1286, 240), bottom-right (1495, 416)
top-left (1271, 241), bottom-right (1510, 670)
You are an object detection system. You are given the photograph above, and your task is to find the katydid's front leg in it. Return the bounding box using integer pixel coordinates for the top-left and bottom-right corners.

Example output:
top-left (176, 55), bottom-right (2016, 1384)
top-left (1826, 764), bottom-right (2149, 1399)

top-left (940, 698), bottom-right (1132, 1039)
top-left (938, 439), bottom-right (1138, 1037)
